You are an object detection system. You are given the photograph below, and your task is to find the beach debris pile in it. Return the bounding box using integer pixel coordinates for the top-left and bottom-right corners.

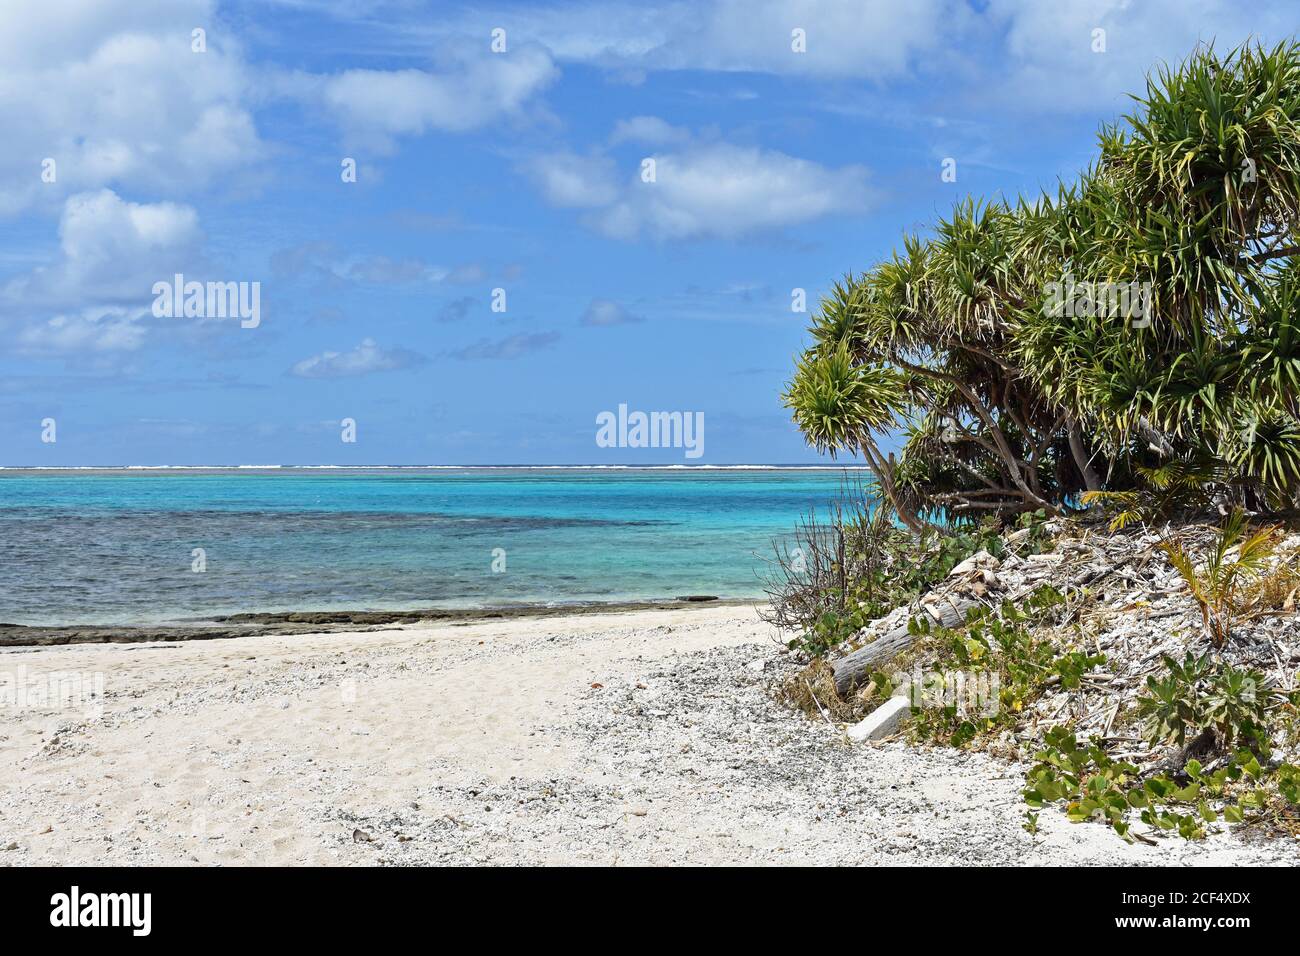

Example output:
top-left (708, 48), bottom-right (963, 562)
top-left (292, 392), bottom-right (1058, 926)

top-left (815, 519), bottom-right (1300, 775)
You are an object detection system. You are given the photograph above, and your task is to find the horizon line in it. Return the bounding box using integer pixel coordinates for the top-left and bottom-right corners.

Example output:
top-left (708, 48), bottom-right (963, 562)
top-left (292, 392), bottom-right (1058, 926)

top-left (0, 462), bottom-right (872, 471)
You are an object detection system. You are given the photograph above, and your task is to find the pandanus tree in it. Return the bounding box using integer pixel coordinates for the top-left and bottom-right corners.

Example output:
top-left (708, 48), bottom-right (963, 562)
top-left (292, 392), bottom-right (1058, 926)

top-left (786, 41), bottom-right (1300, 528)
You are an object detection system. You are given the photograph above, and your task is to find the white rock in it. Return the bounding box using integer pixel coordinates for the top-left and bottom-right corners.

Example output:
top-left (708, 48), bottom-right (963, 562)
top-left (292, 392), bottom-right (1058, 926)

top-left (847, 696), bottom-right (911, 742)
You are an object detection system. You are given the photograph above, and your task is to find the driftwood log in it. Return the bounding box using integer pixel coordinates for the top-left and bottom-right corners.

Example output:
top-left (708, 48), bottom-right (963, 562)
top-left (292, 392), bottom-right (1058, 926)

top-left (831, 594), bottom-right (983, 698)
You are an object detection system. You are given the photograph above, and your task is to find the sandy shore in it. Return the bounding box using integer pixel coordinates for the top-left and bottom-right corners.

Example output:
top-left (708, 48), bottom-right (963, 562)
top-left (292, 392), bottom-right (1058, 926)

top-left (2, 604), bottom-right (1296, 866)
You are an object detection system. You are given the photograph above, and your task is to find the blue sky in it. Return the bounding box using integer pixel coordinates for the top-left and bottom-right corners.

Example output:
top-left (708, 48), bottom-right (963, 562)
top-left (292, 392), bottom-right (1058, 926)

top-left (1, 0), bottom-right (1294, 465)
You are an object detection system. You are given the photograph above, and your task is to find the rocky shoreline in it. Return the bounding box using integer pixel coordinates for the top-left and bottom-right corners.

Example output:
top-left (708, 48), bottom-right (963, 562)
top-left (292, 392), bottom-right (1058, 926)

top-left (0, 597), bottom-right (731, 648)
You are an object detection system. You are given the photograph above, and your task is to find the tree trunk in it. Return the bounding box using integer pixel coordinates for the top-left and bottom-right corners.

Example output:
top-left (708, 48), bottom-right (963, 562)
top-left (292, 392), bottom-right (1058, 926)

top-left (859, 439), bottom-right (927, 533)
top-left (831, 594), bottom-right (983, 697)
top-left (1067, 419), bottom-right (1102, 492)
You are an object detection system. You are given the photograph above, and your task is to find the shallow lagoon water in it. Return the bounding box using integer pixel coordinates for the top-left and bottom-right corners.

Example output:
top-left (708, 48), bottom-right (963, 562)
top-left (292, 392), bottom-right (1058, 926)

top-left (0, 467), bottom-right (862, 625)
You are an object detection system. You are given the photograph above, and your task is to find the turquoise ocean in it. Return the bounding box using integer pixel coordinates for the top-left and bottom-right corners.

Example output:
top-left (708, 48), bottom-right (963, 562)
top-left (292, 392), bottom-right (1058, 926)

top-left (0, 467), bottom-right (862, 626)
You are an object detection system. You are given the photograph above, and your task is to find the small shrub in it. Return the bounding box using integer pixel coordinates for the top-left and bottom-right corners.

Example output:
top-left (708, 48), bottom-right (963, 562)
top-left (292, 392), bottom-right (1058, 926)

top-left (1160, 509), bottom-right (1281, 648)
top-left (763, 483), bottom-right (1048, 658)
top-left (1136, 652), bottom-right (1272, 751)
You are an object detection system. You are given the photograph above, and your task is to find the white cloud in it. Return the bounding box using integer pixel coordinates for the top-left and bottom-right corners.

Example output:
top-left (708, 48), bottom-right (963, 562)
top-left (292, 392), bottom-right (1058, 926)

top-left (289, 338), bottom-right (426, 378)
top-left (449, 331), bottom-right (561, 360)
top-left (317, 45), bottom-right (559, 149)
top-left (354, 0), bottom-right (1294, 116)
top-left (984, 0), bottom-right (1300, 114)
top-left (610, 116), bottom-right (690, 146)
top-left (346, 256), bottom-right (443, 283)
top-left (268, 241), bottom-right (485, 287)
top-left (0, 2), bottom-right (561, 213)
top-left (580, 298), bottom-right (644, 326)
top-left (5, 190), bottom-right (203, 310)
top-left (0, 0), bottom-right (265, 216)
top-left (374, 0), bottom-right (970, 81)
top-left (15, 306), bottom-right (151, 355)
top-left (0, 189), bottom-right (260, 357)
top-left (688, 0), bottom-right (964, 79)
top-left (532, 133), bottom-right (872, 240)
top-left (522, 152), bottom-right (620, 208)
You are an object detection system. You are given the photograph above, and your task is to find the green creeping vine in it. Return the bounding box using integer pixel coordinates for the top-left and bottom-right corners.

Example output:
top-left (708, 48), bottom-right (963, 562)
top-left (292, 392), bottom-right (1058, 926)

top-left (1024, 727), bottom-right (1300, 842)
top-left (904, 585), bottom-right (1105, 748)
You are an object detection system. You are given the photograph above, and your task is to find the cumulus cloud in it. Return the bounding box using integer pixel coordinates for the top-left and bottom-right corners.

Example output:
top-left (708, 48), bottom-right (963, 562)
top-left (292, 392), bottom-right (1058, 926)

top-left (580, 298), bottom-right (644, 326)
top-left (0, 0), bottom-right (265, 216)
top-left (289, 338), bottom-right (426, 378)
top-left (315, 45), bottom-right (559, 149)
top-left (0, 189), bottom-right (209, 355)
top-left (449, 331), bottom-right (561, 360)
top-left (529, 132), bottom-right (872, 240)
top-left (686, 0), bottom-right (962, 79)
top-left (982, 0), bottom-right (1300, 114)
top-left (9, 190), bottom-right (203, 306)
top-left (14, 306), bottom-right (152, 355)
top-left (521, 151), bottom-right (621, 208)
top-left (372, 0), bottom-right (1291, 117)
top-left (607, 144), bottom-right (869, 239)
top-left (0, 2), bottom-right (558, 216)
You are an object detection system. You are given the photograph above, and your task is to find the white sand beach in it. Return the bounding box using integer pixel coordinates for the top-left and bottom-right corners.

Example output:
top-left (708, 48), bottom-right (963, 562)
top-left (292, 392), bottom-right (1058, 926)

top-left (2, 604), bottom-right (1296, 866)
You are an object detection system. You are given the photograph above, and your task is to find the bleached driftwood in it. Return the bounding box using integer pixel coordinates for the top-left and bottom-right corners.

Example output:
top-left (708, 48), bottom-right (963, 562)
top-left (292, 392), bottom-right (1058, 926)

top-left (831, 595), bottom-right (982, 698)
